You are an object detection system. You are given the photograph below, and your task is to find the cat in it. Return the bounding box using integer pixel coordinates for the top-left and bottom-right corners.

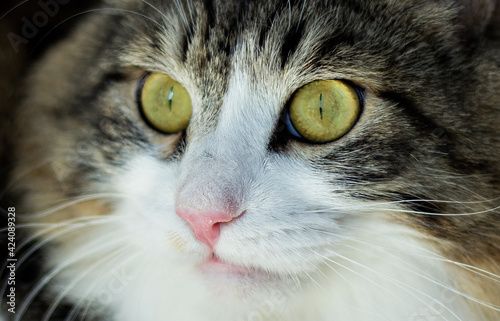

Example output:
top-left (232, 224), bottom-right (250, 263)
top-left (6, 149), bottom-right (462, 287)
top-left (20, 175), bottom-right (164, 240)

top-left (2, 0), bottom-right (500, 320)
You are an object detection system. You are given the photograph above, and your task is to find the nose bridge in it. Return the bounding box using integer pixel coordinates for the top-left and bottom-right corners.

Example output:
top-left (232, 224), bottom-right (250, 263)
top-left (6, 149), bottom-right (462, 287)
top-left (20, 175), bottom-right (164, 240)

top-left (176, 134), bottom-right (257, 214)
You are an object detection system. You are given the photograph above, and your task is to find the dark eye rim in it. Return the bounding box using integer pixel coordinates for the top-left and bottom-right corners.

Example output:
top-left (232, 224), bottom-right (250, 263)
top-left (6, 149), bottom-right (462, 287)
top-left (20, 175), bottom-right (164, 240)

top-left (284, 80), bottom-right (364, 144)
top-left (135, 72), bottom-right (149, 106)
top-left (136, 72), bottom-right (160, 132)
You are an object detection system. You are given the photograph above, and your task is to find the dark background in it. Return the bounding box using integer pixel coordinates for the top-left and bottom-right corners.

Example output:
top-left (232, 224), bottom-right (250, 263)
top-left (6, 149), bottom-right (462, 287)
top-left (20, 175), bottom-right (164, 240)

top-left (0, 0), bottom-right (101, 208)
top-left (0, 2), bottom-right (102, 317)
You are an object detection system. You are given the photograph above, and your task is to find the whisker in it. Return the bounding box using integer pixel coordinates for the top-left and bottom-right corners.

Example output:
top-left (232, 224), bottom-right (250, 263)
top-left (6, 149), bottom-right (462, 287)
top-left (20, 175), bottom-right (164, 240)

top-left (0, 0), bottom-right (29, 21)
top-left (185, 0), bottom-right (196, 28)
top-left (343, 242), bottom-right (500, 312)
top-left (0, 157), bottom-right (53, 199)
top-left (342, 234), bottom-right (500, 311)
top-left (311, 249), bottom-right (411, 309)
top-left (287, 248), bottom-right (362, 320)
top-left (276, 249), bottom-right (305, 293)
top-left (0, 214), bottom-right (116, 233)
top-left (311, 196), bottom-right (500, 209)
top-left (31, 7), bottom-right (167, 55)
top-left (327, 250), bottom-right (465, 321)
top-left (17, 217), bottom-right (119, 267)
top-left (141, 0), bottom-right (174, 26)
top-left (320, 226), bottom-right (500, 284)
top-left (17, 193), bottom-right (124, 219)
top-left (0, 222), bottom-right (64, 233)
top-left (14, 232), bottom-right (130, 321)
top-left (0, 216), bottom-right (122, 303)
top-left (43, 247), bottom-right (138, 321)
top-left (296, 0), bottom-right (307, 32)
top-left (306, 201), bottom-right (500, 217)
top-left (172, 0), bottom-right (191, 35)
top-left (314, 224), bottom-right (500, 306)
top-left (291, 247), bottom-right (398, 320)
top-left (79, 224), bottom-right (156, 320)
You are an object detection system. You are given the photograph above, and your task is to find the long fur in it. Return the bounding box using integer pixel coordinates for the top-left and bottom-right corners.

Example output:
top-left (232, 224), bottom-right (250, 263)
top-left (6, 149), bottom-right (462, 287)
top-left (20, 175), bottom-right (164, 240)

top-left (2, 0), bottom-right (499, 320)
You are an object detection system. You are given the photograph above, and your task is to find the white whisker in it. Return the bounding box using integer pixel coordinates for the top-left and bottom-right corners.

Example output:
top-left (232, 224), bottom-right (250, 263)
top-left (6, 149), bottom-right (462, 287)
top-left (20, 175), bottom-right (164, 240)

top-left (141, 0), bottom-right (174, 27)
top-left (327, 250), bottom-right (464, 321)
top-left (30, 7), bottom-right (168, 56)
top-left (18, 193), bottom-right (123, 219)
top-left (42, 246), bottom-right (137, 321)
top-left (14, 232), bottom-right (130, 321)
top-left (0, 216), bottom-right (121, 303)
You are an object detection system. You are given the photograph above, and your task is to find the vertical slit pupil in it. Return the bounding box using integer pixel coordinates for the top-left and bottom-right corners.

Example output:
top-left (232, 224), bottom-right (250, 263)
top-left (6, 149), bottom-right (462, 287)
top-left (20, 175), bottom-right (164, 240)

top-left (319, 93), bottom-right (323, 120)
top-left (168, 86), bottom-right (174, 111)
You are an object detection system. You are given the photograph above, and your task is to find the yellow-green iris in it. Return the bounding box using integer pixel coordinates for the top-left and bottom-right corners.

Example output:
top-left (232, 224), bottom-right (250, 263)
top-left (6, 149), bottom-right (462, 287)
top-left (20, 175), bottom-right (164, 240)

top-left (289, 80), bottom-right (361, 143)
top-left (140, 73), bottom-right (192, 134)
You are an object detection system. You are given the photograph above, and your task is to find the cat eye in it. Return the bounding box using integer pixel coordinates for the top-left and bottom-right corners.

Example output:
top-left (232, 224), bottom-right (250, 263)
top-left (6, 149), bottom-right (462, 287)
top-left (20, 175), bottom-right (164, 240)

top-left (286, 80), bottom-right (361, 143)
top-left (138, 73), bottom-right (192, 134)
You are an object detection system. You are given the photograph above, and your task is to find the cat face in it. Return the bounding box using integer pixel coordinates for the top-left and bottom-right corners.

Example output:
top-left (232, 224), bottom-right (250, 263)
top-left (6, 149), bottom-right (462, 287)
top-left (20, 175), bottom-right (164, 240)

top-left (9, 0), bottom-right (500, 320)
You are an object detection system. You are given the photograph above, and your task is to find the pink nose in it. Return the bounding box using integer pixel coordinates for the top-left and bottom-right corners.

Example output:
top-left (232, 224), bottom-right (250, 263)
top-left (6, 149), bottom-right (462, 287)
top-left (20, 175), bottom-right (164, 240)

top-left (176, 209), bottom-right (235, 249)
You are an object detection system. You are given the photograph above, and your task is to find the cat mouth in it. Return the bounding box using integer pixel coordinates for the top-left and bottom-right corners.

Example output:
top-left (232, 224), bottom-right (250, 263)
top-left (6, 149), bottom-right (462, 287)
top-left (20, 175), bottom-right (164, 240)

top-left (200, 254), bottom-right (260, 277)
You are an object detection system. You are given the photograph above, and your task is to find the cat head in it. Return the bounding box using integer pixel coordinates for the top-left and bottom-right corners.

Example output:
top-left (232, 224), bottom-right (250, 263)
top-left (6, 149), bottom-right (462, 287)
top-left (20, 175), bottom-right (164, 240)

top-left (11, 0), bottom-right (500, 320)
